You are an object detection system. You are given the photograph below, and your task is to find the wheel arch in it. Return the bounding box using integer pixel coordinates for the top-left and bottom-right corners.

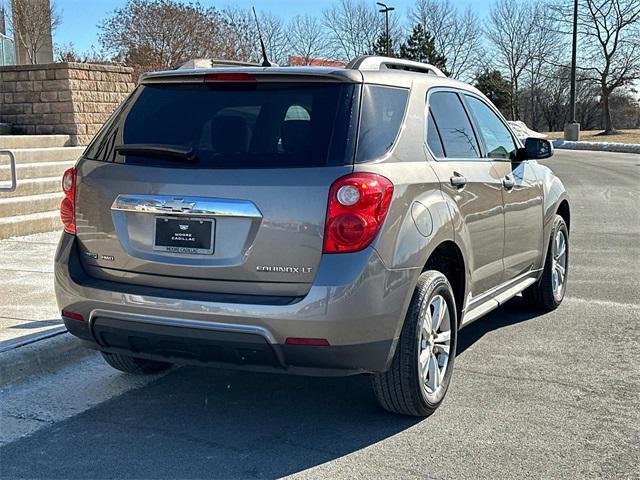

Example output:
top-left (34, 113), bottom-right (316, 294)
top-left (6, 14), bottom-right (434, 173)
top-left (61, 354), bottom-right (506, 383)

top-left (422, 240), bottom-right (466, 328)
top-left (556, 199), bottom-right (571, 233)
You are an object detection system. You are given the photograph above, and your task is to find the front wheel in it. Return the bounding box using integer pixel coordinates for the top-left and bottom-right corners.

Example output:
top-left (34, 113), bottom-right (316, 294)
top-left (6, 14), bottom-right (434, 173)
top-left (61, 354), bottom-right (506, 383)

top-left (523, 214), bottom-right (569, 311)
top-left (372, 271), bottom-right (458, 417)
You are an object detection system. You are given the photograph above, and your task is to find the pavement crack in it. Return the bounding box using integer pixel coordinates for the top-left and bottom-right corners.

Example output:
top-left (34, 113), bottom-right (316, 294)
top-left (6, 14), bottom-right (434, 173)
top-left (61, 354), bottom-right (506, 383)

top-left (4, 412), bottom-right (52, 424)
top-left (456, 367), bottom-right (601, 395)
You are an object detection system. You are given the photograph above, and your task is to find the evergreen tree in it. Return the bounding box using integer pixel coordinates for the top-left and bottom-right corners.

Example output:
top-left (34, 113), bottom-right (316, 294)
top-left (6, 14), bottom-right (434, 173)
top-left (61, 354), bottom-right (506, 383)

top-left (474, 69), bottom-right (512, 115)
top-left (370, 32), bottom-right (395, 57)
top-left (399, 24), bottom-right (446, 73)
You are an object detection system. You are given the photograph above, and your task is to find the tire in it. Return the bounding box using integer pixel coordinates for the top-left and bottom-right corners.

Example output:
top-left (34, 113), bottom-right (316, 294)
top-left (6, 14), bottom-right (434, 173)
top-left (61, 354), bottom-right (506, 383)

top-left (101, 352), bottom-right (172, 374)
top-left (523, 214), bottom-right (569, 311)
top-left (372, 271), bottom-right (458, 417)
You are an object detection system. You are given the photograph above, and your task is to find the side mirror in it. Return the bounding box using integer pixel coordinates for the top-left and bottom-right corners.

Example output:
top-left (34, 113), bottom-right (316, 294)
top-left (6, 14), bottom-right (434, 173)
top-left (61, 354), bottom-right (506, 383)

top-left (519, 137), bottom-right (554, 160)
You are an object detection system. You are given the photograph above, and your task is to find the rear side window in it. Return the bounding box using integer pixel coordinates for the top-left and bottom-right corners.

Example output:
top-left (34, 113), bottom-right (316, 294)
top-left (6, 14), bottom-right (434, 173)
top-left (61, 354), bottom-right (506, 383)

top-left (84, 82), bottom-right (357, 169)
top-left (428, 91), bottom-right (480, 159)
top-left (464, 95), bottom-right (517, 160)
top-left (356, 85), bottom-right (408, 162)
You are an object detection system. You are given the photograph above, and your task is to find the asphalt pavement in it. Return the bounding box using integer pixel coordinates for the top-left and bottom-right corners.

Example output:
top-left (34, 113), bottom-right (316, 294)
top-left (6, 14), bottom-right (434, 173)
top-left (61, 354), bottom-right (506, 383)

top-left (1, 150), bottom-right (638, 479)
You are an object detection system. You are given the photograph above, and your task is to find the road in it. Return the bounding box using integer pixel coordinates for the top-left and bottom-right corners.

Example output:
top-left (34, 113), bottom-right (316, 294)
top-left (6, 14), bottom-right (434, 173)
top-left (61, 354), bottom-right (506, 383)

top-left (1, 150), bottom-right (639, 479)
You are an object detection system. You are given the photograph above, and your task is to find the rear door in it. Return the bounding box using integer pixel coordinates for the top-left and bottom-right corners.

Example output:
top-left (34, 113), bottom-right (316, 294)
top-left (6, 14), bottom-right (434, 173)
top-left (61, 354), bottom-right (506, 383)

top-left (462, 93), bottom-right (544, 282)
top-left (74, 77), bottom-right (359, 297)
top-left (426, 90), bottom-right (506, 298)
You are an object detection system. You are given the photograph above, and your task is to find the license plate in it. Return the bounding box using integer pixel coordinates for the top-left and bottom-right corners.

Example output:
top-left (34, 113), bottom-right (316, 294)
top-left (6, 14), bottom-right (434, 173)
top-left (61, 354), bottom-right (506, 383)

top-left (153, 217), bottom-right (214, 255)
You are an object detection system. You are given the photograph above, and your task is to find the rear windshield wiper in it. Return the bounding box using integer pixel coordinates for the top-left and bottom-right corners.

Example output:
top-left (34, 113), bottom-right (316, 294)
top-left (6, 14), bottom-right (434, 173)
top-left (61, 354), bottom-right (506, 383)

top-left (114, 144), bottom-right (197, 162)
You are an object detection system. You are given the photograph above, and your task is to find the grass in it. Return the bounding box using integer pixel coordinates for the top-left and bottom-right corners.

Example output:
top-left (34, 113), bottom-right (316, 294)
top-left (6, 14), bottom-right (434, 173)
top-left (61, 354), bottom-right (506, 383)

top-left (545, 128), bottom-right (640, 144)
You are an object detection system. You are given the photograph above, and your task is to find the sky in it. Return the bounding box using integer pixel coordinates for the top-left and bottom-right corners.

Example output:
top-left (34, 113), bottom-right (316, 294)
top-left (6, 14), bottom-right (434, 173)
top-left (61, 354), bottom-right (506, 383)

top-left (50, 0), bottom-right (494, 52)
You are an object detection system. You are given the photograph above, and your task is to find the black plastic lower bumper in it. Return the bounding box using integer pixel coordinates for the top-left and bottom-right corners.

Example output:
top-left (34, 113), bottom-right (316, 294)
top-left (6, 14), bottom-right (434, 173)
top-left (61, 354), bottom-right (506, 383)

top-left (64, 317), bottom-right (393, 376)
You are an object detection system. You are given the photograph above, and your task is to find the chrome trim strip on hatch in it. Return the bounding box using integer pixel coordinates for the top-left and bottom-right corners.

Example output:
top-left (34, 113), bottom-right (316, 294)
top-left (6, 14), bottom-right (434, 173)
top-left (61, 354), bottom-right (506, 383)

top-left (111, 194), bottom-right (262, 218)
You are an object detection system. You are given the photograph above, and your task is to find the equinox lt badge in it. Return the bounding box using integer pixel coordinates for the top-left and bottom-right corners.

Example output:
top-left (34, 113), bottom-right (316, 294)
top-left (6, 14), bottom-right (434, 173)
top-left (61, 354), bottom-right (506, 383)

top-left (256, 266), bottom-right (312, 274)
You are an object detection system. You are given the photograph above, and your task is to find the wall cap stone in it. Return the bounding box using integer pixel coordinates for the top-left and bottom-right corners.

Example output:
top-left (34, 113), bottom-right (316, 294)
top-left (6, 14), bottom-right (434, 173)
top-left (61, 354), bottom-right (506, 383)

top-left (0, 62), bottom-right (133, 74)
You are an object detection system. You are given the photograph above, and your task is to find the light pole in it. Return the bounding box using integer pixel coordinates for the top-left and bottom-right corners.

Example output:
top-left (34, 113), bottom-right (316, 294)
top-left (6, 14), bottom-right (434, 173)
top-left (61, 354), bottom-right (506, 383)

top-left (565, 0), bottom-right (580, 141)
top-left (377, 2), bottom-right (395, 57)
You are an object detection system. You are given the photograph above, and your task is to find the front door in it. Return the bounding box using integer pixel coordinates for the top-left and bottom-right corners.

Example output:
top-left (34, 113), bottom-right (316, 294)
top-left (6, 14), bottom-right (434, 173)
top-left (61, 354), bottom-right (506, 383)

top-left (462, 94), bottom-right (544, 282)
top-left (426, 90), bottom-right (506, 299)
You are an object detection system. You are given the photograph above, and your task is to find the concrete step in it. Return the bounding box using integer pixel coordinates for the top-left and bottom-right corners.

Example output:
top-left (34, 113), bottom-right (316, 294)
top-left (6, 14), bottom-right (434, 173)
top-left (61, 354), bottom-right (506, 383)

top-left (2, 176), bottom-right (61, 198)
top-left (6, 147), bottom-right (85, 165)
top-left (0, 210), bottom-right (60, 240)
top-left (0, 192), bottom-right (62, 217)
top-left (0, 135), bottom-right (73, 149)
top-left (1, 161), bottom-right (74, 181)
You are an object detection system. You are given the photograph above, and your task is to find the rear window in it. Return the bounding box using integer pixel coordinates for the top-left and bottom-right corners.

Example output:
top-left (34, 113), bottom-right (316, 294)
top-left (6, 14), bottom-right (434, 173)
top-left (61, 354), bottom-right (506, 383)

top-left (85, 82), bottom-right (357, 169)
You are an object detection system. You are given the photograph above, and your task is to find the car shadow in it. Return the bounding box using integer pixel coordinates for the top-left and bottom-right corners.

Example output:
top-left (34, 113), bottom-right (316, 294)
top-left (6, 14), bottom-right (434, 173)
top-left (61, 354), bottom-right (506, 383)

top-left (1, 299), bottom-right (544, 479)
top-left (457, 296), bottom-right (543, 356)
top-left (0, 366), bottom-right (420, 479)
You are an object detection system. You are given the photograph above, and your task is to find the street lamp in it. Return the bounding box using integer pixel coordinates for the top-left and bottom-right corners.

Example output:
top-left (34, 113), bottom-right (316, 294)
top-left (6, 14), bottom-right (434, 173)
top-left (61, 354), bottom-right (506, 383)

top-left (565, 0), bottom-right (580, 141)
top-left (377, 2), bottom-right (395, 57)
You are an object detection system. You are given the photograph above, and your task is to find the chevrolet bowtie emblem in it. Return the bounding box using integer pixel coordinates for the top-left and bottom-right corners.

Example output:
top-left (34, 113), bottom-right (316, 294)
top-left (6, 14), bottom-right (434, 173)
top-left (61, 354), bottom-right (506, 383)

top-left (160, 198), bottom-right (196, 212)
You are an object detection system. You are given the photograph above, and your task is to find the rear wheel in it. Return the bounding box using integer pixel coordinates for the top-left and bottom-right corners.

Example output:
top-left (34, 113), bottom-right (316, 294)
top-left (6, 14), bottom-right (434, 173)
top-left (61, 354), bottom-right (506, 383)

top-left (101, 352), bottom-right (172, 374)
top-left (372, 271), bottom-right (457, 416)
top-left (523, 214), bottom-right (569, 311)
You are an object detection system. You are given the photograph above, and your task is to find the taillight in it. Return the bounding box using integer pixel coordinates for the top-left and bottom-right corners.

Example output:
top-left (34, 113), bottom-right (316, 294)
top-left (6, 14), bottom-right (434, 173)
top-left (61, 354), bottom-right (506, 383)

top-left (60, 167), bottom-right (76, 234)
top-left (323, 173), bottom-right (394, 253)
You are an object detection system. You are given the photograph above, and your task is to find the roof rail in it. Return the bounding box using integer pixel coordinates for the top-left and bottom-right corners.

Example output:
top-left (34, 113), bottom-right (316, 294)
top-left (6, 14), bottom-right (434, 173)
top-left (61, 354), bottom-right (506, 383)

top-left (346, 55), bottom-right (446, 77)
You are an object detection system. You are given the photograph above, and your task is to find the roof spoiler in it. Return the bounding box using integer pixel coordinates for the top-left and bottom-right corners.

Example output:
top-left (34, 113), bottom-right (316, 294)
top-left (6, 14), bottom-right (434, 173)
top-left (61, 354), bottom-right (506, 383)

top-left (347, 55), bottom-right (446, 77)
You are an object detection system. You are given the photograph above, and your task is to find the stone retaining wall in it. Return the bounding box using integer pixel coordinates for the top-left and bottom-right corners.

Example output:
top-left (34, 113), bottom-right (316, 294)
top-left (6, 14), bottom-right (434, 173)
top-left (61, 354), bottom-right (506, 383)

top-left (0, 62), bottom-right (134, 146)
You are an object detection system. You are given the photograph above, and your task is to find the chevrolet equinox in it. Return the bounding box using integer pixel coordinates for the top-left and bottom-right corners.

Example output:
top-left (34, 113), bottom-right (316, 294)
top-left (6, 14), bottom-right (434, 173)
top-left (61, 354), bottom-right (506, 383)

top-left (55, 56), bottom-right (570, 416)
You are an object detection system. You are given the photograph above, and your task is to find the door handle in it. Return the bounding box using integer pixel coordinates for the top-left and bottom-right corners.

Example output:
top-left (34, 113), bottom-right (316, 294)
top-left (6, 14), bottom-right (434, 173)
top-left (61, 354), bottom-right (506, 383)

top-left (502, 175), bottom-right (515, 189)
top-left (450, 173), bottom-right (467, 188)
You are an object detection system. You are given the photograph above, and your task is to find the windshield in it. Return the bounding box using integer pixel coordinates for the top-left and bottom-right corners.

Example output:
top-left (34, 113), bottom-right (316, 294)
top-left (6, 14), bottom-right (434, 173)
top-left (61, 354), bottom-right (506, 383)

top-left (84, 81), bottom-right (358, 169)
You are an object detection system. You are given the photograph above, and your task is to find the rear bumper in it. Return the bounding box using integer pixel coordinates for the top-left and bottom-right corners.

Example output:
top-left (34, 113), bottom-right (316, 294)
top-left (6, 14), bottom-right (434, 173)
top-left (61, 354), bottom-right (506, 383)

top-left (55, 233), bottom-right (418, 375)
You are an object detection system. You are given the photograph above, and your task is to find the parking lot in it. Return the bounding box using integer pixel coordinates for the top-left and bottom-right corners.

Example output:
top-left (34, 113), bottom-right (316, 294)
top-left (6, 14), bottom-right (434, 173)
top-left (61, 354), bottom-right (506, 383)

top-left (1, 149), bottom-right (638, 479)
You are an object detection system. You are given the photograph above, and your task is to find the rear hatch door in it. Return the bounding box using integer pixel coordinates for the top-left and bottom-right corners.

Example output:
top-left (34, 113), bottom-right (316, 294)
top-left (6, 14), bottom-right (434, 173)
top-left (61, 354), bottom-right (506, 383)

top-left (75, 74), bottom-right (360, 297)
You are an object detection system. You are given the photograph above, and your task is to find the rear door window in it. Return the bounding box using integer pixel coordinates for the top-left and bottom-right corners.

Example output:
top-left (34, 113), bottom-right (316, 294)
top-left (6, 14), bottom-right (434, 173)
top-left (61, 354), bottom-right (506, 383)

top-left (84, 82), bottom-right (357, 169)
top-left (356, 85), bottom-right (409, 162)
top-left (427, 91), bottom-right (481, 159)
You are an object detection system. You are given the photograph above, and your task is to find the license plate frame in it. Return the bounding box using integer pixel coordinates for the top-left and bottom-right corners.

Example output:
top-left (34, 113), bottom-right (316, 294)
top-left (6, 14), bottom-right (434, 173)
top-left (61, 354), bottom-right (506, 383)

top-left (153, 216), bottom-right (215, 255)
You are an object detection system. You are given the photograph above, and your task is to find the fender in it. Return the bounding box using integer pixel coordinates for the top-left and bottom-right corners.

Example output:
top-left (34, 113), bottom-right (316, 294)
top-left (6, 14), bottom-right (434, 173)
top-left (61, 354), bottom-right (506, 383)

top-left (536, 163), bottom-right (570, 267)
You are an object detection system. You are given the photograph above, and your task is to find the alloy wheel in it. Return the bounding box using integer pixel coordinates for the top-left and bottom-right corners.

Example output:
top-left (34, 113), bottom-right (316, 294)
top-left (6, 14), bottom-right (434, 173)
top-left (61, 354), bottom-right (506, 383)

top-left (418, 294), bottom-right (451, 398)
top-left (552, 229), bottom-right (567, 300)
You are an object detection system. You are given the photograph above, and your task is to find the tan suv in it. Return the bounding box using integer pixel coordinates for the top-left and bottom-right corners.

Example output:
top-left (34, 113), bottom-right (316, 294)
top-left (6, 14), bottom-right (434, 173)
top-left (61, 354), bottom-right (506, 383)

top-left (55, 56), bottom-right (570, 416)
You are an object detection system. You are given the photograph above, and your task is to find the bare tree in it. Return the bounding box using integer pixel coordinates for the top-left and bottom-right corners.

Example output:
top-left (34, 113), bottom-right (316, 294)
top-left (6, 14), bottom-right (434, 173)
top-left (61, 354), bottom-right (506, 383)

top-left (99, 0), bottom-right (237, 70)
top-left (287, 14), bottom-right (329, 65)
top-left (522, 3), bottom-right (563, 130)
top-left (485, 0), bottom-right (536, 120)
top-left (54, 42), bottom-right (110, 64)
top-left (322, 0), bottom-right (384, 61)
top-left (7, 0), bottom-right (60, 64)
top-left (574, 0), bottom-right (640, 133)
top-left (220, 8), bottom-right (288, 65)
top-left (258, 12), bottom-right (288, 65)
top-left (220, 7), bottom-right (258, 63)
top-left (410, 0), bottom-right (483, 80)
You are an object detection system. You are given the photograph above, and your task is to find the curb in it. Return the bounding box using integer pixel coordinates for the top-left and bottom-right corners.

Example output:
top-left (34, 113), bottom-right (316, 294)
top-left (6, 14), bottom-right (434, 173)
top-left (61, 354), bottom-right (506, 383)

top-left (0, 330), bottom-right (94, 387)
top-left (553, 139), bottom-right (640, 154)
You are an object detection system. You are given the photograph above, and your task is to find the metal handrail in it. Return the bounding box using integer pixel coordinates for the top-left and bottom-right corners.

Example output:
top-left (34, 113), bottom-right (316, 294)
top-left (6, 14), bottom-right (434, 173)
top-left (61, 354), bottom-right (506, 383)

top-left (0, 150), bottom-right (17, 192)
